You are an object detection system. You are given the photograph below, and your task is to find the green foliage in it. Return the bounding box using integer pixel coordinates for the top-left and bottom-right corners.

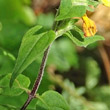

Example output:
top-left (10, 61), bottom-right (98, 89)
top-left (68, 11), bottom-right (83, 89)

top-left (62, 79), bottom-right (110, 110)
top-left (0, 74), bottom-right (30, 96)
top-left (10, 26), bottom-right (56, 86)
top-left (89, 86), bottom-right (110, 109)
top-left (0, 0), bottom-right (108, 109)
top-left (36, 91), bottom-right (70, 110)
top-left (10, 0), bottom-right (104, 86)
top-left (0, 0), bottom-right (36, 26)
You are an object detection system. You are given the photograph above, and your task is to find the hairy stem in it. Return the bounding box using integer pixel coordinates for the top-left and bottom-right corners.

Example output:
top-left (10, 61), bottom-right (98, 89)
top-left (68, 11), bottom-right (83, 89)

top-left (21, 46), bottom-right (50, 110)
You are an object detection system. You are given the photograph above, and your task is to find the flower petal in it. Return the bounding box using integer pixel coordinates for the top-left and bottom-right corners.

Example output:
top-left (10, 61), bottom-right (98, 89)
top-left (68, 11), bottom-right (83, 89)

top-left (100, 0), bottom-right (110, 7)
top-left (82, 14), bottom-right (97, 37)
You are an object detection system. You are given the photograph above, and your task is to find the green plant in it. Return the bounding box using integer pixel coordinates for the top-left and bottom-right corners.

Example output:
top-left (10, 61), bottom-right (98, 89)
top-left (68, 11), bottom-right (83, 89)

top-left (0, 0), bottom-right (110, 110)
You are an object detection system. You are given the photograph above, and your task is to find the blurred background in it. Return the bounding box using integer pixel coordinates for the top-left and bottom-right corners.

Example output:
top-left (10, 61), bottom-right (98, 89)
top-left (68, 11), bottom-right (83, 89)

top-left (0, 0), bottom-right (110, 110)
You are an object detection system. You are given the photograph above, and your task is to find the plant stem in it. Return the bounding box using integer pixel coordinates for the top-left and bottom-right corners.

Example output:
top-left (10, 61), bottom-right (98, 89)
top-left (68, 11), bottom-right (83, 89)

top-left (21, 11), bottom-right (59, 110)
top-left (20, 46), bottom-right (50, 110)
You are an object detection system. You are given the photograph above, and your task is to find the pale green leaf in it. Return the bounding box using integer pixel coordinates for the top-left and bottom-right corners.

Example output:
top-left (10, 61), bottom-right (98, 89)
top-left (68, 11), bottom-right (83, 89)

top-left (36, 91), bottom-right (70, 110)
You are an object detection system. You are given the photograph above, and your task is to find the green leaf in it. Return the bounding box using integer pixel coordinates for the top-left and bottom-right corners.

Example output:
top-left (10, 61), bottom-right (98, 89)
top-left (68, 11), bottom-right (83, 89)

top-left (56, 0), bottom-right (86, 21)
top-left (65, 29), bottom-right (104, 47)
top-left (56, 0), bottom-right (99, 21)
top-left (0, 74), bottom-right (30, 96)
top-left (10, 25), bottom-right (56, 87)
top-left (36, 91), bottom-right (70, 110)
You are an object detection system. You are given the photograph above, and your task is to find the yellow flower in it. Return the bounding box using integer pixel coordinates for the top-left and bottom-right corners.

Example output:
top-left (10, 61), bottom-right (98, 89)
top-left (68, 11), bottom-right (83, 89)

top-left (82, 14), bottom-right (97, 37)
top-left (100, 0), bottom-right (110, 7)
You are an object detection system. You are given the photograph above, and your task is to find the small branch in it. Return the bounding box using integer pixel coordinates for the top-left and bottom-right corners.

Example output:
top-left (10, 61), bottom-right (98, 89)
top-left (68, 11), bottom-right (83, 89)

top-left (21, 46), bottom-right (50, 110)
top-left (31, 46), bottom-right (50, 96)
